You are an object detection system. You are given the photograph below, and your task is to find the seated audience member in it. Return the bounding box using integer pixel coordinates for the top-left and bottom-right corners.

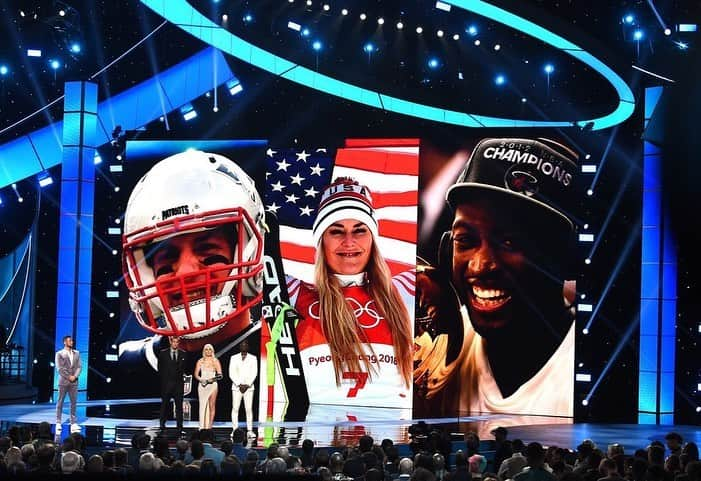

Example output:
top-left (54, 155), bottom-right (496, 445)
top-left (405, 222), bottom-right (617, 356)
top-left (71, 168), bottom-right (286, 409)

top-left (628, 458), bottom-right (648, 481)
top-left (220, 439), bottom-right (233, 457)
top-left (221, 455), bottom-right (243, 476)
top-left (466, 432), bottom-right (481, 456)
top-left (446, 451), bottom-right (472, 481)
top-left (676, 461), bottom-right (701, 481)
top-left (315, 449), bottom-right (331, 471)
top-left (318, 466), bottom-right (333, 481)
top-left (413, 467), bottom-right (439, 481)
top-left (139, 451), bottom-right (165, 472)
top-left (115, 447), bottom-right (134, 474)
top-left (189, 439), bottom-right (205, 466)
top-left (434, 453), bottom-right (447, 481)
top-left (367, 467), bottom-right (384, 481)
top-left (470, 455), bottom-right (488, 479)
top-left (666, 434), bottom-right (684, 457)
top-left (200, 458), bottom-right (218, 477)
top-left (398, 457), bottom-right (415, 481)
top-left (35, 444), bottom-right (57, 474)
top-left (243, 450), bottom-right (260, 475)
top-left (60, 450), bottom-right (84, 474)
top-left (500, 440), bottom-right (528, 481)
top-left (200, 428), bottom-right (224, 469)
top-left (649, 445), bottom-right (667, 468)
top-left (666, 455), bottom-right (682, 476)
top-left (301, 439), bottom-right (316, 469)
top-left (344, 455), bottom-right (367, 480)
top-left (493, 428), bottom-right (512, 473)
top-left (86, 454), bottom-right (105, 473)
top-left (266, 457), bottom-right (288, 475)
top-left (232, 427), bottom-right (249, 461)
top-left (514, 443), bottom-right (556, 481)
top-left (599, 458), bottom-right (626, 481)
top-left (174, 438), bottom-right (189, 462)
top-left (682, 444), bottom-right (699, 463)
top-left (153, 434), bottom-right (174, 466)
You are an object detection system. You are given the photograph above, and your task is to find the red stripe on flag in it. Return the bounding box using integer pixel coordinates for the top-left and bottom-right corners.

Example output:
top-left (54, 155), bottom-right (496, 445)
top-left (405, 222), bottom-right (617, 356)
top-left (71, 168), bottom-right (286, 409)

top-left (280, 242), bottom-right (316, 265)
top-left (372, 191), bottom-right (418, 209)
top-left (344, 138), bottom-right (420, 148)
top-left (386, 259), bottom-right (414, 276)
top-left (379, 220), bottom-right (417, 243)
top-left (335, 149), bottom-right (419, 175)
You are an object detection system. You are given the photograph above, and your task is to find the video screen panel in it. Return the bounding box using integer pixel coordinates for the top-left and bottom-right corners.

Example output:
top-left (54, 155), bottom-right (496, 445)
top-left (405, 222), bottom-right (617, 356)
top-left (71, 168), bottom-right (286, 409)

top-left (413, 136), bottom-right (578, 419)
top-left (259, 139), bottom-right (419, 439)
top-left (90, 134), bottom-right (579, 429)
top-left (92, 140), bottom-right (267, 425)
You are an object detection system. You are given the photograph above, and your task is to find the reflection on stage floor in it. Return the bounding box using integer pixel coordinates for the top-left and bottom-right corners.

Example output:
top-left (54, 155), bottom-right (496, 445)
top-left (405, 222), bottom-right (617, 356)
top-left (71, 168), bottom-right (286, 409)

top-left (1, 398), bottom-right (699, 453)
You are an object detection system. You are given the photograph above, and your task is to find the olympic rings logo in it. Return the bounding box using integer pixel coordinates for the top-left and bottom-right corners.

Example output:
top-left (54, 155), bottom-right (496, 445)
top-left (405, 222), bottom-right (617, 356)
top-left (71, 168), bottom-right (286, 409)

top-left (307, 298), bottom-right (383, 329)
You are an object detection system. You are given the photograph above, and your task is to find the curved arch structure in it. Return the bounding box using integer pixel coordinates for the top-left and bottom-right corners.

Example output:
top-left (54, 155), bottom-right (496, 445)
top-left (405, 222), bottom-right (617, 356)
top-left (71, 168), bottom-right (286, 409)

top-left (140, 0), bottom-right (635, 130)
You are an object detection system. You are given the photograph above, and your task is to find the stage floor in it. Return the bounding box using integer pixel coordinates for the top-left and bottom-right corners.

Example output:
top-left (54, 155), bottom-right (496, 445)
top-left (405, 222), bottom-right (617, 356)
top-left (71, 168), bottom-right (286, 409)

top-left (1, 398), bottom-right (699, 451)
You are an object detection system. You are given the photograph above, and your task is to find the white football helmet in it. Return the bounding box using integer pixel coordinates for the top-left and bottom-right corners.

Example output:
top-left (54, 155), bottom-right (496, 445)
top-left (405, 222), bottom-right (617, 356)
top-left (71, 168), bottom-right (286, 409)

top-left (122, 150), bottom-right (266, 339)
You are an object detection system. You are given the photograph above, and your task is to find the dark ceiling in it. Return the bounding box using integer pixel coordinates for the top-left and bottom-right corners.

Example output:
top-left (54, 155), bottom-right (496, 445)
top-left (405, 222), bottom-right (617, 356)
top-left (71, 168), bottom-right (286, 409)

top-left (0, 0), bottom-right (698, 144)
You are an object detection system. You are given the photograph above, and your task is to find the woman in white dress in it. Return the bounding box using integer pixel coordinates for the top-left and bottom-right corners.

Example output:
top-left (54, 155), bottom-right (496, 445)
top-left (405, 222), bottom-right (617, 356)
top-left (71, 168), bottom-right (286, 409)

top-left (194, 344), bottom-right (222, 429)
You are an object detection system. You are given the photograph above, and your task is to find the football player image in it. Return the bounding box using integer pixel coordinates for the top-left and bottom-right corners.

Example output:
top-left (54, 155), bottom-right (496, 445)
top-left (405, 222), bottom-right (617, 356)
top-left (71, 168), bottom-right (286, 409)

top-left (119, 150), bottom-right (266, 369)
top-left (286, 177), bottom-right (414, 408)
top-left (414, 138), bottom-right (578, 418)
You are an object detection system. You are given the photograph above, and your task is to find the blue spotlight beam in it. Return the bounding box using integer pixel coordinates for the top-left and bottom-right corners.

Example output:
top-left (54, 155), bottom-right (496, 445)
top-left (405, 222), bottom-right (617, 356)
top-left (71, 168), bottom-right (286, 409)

top-left (589, 126), bottom-right (619, 192)
top-left (585, 311), bottom-right (640, 404)
top-left (584, 217), bottom-right (641, 332)
top-left (139, 0), bottom-right (635, 130)
top-left (0, 48), bottom-right (235, 189)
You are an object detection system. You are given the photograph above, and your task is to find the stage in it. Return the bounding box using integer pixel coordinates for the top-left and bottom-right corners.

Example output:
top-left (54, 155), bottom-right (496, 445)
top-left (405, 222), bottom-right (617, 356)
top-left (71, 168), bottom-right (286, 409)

top-left (2, 398), bottom-right (699, 452)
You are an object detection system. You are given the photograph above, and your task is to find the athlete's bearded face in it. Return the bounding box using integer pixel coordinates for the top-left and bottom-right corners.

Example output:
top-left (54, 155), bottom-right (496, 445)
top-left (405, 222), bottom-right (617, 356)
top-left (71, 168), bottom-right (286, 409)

top-left (322, 219), bottom-right (373, 275)
top-left (450, 198), bottom-right (557, 338)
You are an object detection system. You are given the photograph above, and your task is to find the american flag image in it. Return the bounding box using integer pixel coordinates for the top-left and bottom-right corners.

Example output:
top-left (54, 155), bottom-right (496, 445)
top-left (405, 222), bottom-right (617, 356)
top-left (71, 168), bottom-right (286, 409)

top-left (264, 139), bottom-right (419, 284)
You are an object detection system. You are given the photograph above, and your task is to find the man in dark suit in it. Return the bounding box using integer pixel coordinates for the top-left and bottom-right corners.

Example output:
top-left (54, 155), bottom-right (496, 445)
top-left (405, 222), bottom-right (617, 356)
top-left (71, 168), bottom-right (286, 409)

top-left (158, 336), bottom-right (186, 433)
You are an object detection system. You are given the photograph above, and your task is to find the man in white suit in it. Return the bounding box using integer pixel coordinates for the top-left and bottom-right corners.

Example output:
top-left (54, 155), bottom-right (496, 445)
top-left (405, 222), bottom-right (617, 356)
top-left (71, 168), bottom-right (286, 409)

top-left (229, 339), bottom-right (257, 437)
top-left (55, 335), bottom-right (81, 429)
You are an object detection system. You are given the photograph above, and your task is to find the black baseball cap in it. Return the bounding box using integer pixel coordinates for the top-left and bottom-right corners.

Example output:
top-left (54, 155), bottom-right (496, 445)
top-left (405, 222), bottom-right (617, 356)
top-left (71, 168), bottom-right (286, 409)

top-left (446, 138), bottom-right (579, 236)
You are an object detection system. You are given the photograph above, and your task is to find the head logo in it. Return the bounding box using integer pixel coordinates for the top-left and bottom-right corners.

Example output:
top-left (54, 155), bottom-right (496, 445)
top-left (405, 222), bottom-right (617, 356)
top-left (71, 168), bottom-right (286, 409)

top-left (505, 168), bottom-right (538, 197)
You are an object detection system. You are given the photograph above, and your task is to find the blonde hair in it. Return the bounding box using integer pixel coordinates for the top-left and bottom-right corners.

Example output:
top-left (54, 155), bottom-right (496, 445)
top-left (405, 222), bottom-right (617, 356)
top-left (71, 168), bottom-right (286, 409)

top-left (314, 240), bottom-right (412, 387)
top-left (201, 343), bottom-right (215, 358)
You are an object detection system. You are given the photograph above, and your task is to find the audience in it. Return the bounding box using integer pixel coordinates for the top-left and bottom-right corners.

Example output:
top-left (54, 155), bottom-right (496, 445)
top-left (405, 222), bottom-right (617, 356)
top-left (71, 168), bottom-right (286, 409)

top-left (0, 418), bottom-right (696, 481)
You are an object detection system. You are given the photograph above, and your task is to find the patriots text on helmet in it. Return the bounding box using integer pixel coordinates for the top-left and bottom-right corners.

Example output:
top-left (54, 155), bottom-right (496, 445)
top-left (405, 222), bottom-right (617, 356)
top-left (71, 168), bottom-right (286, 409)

top-left (483, 146), bottom-right (573, 187)
top-left (161, 205), bottom-right (190, 220)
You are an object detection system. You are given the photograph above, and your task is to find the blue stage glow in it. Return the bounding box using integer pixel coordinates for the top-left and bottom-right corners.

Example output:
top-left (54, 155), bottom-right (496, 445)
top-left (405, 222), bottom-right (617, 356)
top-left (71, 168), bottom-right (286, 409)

top-left (623, 14), bottom-right (635, 25)
top-left (428, 57), bottom-right (440, 69)
top-left (312, 40), bottom-right (322, 51)
top-left (70, 43), bottom-right (81, 53)
top-left (544, 63), bottom-right (554, 74)
top-left (0, 65), bottom-right (8, 75)
top-left (634, 29), bottom-right (644, 40)
top-left (243, 13), bottom-right (253, 23)
top-left (675, 41), bottom-right (689, 50)
top-left (50, 59), bottom-right (61, 70)
top-left (495, 74), bottom-right (506, 85)
top-left (140, 0), bottom-right (636, 130)
top-left (301, 27), bottom-right (310, 37)
top-left (364, 42), bottom-right (375, 53)
top-left (467, 25), bottom-right (478, 36)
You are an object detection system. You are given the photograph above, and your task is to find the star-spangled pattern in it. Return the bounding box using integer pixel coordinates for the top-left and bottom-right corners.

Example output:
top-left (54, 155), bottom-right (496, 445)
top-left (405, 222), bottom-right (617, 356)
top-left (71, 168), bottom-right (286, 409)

top-left (265, 148), bottom-right (335, 229)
